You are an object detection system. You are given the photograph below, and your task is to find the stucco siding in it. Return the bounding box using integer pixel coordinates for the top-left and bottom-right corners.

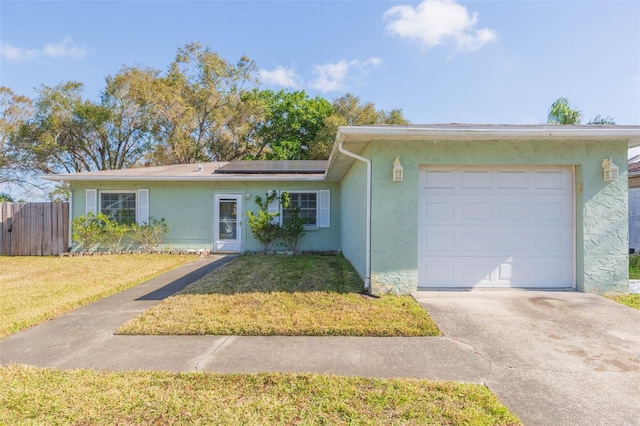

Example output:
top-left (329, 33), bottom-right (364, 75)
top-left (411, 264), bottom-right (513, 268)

top-left (367, 139), bottom-right (629, 294)
top-left (339, 154), bottom-right (368, 280)
top-left (69, 181), bottom-right (341, 252)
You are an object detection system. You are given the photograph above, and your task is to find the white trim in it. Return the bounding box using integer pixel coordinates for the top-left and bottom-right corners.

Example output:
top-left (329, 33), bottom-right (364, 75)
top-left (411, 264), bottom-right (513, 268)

top-left (267, 190), bottom-right (280, 225)
top-left (85, 189), bottom-right (97, 215)
top-left (68, 190), bottom-right (73, 249)
top-left (213, 193), bottom-right (242, 253)
top-left (280, 190), bottom-right (323, 229)
top-left (318, 190), bottom-right (330, 228)
top-left (137, 189), bottom-right (149, 225)
top-left (45, 175), bottom-right (325, 182)
top-left (98, 190), bottom-right (137, 223)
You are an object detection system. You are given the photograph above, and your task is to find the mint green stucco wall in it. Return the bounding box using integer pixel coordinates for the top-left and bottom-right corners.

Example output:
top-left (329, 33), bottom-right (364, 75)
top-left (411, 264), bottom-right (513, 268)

top-left (70, 181), bottom-right (341, 252)
top-left (365, 139), bottom-right (628, 295)
top-left (339, 150), bottom-right (369, 279)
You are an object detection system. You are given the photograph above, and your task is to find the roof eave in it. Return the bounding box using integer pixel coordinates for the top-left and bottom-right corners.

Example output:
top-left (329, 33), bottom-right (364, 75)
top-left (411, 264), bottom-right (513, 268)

top-left (44, 175), bottom-right (326, 182)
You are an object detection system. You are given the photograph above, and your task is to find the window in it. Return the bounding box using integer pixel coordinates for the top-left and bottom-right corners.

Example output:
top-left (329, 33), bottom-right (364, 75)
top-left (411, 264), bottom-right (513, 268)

top-left (283, 192), bottom-right (317, 227)
top-left (100, 192), bottom-right (136, 224)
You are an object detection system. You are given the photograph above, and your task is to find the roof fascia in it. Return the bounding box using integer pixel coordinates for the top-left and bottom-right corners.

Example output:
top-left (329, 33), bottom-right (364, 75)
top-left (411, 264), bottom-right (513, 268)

top-left (44, 175), bottom-right (325, 182)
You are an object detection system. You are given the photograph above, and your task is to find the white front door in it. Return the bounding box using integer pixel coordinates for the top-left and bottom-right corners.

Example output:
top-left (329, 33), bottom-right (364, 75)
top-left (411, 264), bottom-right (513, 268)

top-left (214, 194), bottom-right (242, 253)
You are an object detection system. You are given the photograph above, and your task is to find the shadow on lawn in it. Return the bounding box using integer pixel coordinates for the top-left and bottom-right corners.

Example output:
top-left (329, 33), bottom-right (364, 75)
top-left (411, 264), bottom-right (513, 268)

top-left (174, 254), bottom-right (366, 296)
top-left (136, 255), bottom-right (238, 301)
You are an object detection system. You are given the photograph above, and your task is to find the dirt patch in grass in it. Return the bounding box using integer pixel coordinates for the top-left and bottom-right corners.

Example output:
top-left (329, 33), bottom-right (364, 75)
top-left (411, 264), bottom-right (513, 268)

top-left (0, 255), bottom-right (195, 338)
top-left (606, 294), bottom-right (640, 310)
top-left (0, 365), bottom-right (521, 425)
top-left (118, 255), bottom-right (440, 336)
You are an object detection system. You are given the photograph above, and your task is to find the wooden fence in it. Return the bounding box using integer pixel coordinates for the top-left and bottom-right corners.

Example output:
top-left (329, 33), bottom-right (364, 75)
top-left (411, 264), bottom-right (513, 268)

top-left (0, 202), bottom-right (70, 256)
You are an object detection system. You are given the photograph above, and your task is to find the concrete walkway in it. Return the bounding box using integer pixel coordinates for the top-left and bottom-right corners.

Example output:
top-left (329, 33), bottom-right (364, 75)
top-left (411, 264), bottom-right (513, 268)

top-left (2, 259), bottom-right (640, 425)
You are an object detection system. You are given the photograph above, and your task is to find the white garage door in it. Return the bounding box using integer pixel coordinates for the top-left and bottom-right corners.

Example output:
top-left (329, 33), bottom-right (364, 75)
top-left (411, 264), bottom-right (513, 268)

top-left (418, 166), bottom-right (574, 289)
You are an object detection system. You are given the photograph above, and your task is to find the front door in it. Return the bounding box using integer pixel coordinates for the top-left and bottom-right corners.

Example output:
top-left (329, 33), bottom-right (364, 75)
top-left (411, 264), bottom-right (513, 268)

top-left (214, 194), bottom-right (242, 253)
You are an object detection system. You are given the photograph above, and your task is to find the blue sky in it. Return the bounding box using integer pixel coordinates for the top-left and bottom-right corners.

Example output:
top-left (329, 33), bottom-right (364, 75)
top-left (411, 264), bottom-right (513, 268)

top-left (1, 0), bottom-right (639, 126)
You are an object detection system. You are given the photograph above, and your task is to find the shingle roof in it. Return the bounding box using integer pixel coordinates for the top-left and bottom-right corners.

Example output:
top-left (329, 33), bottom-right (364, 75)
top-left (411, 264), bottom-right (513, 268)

top-left (215, 160), bottom-right (326, 174)
top-left (44, 161), bottom-right (326, 182)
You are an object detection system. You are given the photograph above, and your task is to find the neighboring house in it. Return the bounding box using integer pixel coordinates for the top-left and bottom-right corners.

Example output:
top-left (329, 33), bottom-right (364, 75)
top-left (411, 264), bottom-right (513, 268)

top-left (46, 124), bottom-right (640, 295)
top-left (628, 162), bottom-right (640, 251)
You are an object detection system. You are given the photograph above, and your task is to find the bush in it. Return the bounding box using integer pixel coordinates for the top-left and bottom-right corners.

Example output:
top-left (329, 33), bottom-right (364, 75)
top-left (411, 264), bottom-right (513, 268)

top-left (246, 191), bottom-right (281, 254)
top-left (130, 217), bottom-right (169, 251)
top-left (279, 192), bottom-right (306, 252)
top-left (72, 213), bottom-right (169, 252)
top-left (247, 191), bottom-right (307, 253)
top-left (72, 212), bottom-right (109, 251)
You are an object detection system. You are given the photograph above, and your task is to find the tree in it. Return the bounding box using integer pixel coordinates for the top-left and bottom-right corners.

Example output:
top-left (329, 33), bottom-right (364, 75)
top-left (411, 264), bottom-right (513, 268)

top-left (16, 79), bottom-right (153, 174)
top-left (245, 89), bottom-right (332, 160)
top-left (0, 86), bottom-right (34, 186)
top-left (588, 115), bottom-right (616, 126)
top-left (308, 93), bottom-right (409, 159)
top-left (547, 97), bottom-right (582, 125)
top-left (141, 43), bottom-right (261, 164)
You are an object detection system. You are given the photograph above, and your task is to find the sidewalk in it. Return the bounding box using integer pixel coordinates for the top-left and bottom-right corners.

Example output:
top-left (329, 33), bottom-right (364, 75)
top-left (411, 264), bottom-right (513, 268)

top-left (0, 255), bottom-right (482, 381)
top-left (2, 260), bottom-right (639, 426)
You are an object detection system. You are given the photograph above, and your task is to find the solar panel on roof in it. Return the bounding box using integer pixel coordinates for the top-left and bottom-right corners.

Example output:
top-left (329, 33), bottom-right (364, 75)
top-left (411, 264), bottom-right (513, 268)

top-left (215, 160), bottom-right (327, 174)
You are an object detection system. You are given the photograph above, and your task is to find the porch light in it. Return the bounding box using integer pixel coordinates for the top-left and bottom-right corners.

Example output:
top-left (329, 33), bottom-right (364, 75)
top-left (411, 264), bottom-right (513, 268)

top-left (393, 157), bottom-right (404, 182)
top-left (601, 157), bottom-right (619, 182)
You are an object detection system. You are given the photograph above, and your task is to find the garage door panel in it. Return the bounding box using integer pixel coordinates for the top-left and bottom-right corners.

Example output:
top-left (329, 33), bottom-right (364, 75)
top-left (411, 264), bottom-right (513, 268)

top-left (497, 171), bottom-right (528, 189)
top-left (420, 195), bottom-right (572, 226)
top-left (533, 170), bottom-right (571, 191)
top-left (461, 170), bottom-right (492, 189)
top-left (422, 170), bottom-right (455, 188)
top-left (418, 166), bottom-right (574, 289)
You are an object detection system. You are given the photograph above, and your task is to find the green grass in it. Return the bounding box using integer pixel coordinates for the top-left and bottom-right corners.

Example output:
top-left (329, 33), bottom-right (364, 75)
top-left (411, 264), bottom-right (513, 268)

top-left (0, 365), bottom-right (521, 425)
top-left (0, 254), bottom-right (195, 338)
top-left (118, 255), bottom-right (440, 336)
top-left (628, 254), bottom-right (640, 279)
top-left (607, 294), bottom-right (640, 310)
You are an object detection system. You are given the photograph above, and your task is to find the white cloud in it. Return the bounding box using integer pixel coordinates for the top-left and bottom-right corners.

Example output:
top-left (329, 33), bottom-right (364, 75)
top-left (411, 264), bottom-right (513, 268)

top-left (258, 66), bottom-right (302, 89)
top-left (42, 37), bottom-right (87, 59)
top-left (310, 57), bottom-right (383, 92)
top-left (384, 0), bottom-right (497, 52)
top-left (0, 37), bottom-right (86, 61)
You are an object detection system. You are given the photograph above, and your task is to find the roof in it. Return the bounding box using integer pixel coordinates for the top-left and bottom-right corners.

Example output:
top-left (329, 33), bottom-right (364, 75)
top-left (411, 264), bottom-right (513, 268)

top-left (325, 124), bottom-right (640, 181)
top-left (45, 124), bottom-right (640, 183)
top-left (215, 160), bottom-right (326, 174)
top-left (45, 161), bottom-right (327, 182)
top-left (629, 162), bottom-right (640, 178)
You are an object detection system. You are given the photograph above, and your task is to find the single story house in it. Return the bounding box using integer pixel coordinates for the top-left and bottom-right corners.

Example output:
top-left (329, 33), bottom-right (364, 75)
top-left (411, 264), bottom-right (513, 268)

top-left (46, 124), bottom-right (640, 295)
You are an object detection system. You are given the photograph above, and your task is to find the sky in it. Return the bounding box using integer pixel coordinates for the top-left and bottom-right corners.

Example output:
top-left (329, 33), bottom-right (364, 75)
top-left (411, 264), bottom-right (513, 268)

top-left (1, 0), bottom-right (639, 127)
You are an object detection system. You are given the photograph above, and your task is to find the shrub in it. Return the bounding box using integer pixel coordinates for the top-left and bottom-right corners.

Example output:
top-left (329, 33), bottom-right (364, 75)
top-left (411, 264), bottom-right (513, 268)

top-left (72, 212), bottom-right (110, 251)
top-left (130, 217), bottom-right (169, 251)
top-left (246, 191), bottom-right (281, 253)
top-left (279, 192), bottom-right (306, 252)
top-left (100, 219), bottom-right (130, 251)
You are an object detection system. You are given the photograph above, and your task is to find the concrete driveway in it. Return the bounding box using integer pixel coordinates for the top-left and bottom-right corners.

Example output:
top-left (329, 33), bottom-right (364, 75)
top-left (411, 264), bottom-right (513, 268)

top-left (413, 291), bottom-right (640, 426)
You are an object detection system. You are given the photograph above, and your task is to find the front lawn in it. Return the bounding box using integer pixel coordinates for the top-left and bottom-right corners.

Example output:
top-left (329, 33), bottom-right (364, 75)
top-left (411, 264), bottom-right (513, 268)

top-left (607, 294), bottom-right (640, 310)
top-left (0, 254), bottom-right (194, 338)
top-left (118, 255), bottom-right (440, 336)
top-left (628, 254), bottom-right (640, 279)
top-left (0, 365), bottom-right (521, 425)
